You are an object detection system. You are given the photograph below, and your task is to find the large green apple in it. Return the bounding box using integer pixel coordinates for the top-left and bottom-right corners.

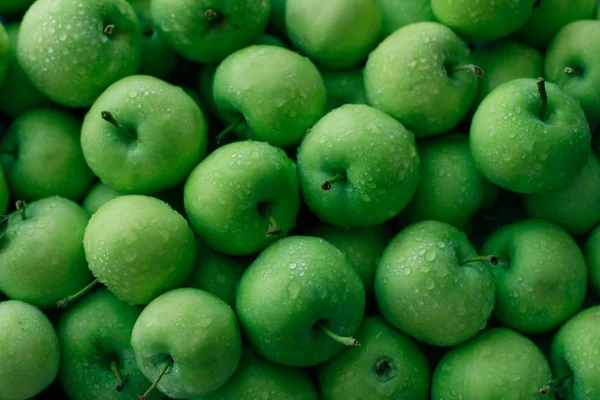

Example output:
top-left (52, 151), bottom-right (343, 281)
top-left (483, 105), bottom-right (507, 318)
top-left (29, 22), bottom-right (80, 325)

top-left (0, 300), bottom-right (60, 400)
top-left (297, 104), bottom-right (420, 228)
top-left (0, 196), bottom-right (94, 308)
top-left (84, 195), bottom-right (196, 305)
top-left (364, 22), bottom-right (479, 137)
top-left (375, 220), bottom-right (496, 347)
top-left (213, 45), bottom-right (326, 148)
top-left (432, 328), bottom-right (554, 399)
top-left (18, 0), bottom-right (142, 107)
top-left (0, 108), bottom-right (95, 202)
top-left (151, 0), bottom-right (270, 63)
top-left (81, 75), bottom-right (208, 194)
top-left (377, 0), bottom-right (435, 38)
top-left (584, 227), bottom-right (600, 297)
top-left (236, 236), bottom-right (365, 367)
top-left (318, 316), bottom-right (430, 400)
top-left (481, 219), bottom-right (588, 334)
top-left (184, 140), bottom-right (300, 255)
top-left (470, 78), bottom-right (591, 194)
top-left (0, 167), bottom-right (8, 215)
top-left (82, 182), bottom-right (120, 215)
top-left (58, 288), bottom-right (164, 400)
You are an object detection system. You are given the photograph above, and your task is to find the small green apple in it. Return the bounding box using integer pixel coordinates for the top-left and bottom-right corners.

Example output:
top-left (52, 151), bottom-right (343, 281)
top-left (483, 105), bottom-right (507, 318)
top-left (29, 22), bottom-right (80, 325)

top-left (377, 0), bottom-right (435, 38)
top-left (0, 167), bottom-right (8, 215)
top-left (318, 316), bottom-right (430, 400)
top-left (131, 287), bottom-right (242, 398)
top-left (584, 227), bottom-right (600, 297)
top-left (297, 104), bottom-right (420, 228)
top-left (82, 182), bottom-right (120, 215)
top-left (0, 300), bottom-right (60, 400)
top-left (18, 0), bottom-right (142, 107)
top-left (236, 236), bottom-right (365, 367)
top-left (84, 195), bottom-right (196, 305)
top-left (320, 66), bottom-right (367, 111)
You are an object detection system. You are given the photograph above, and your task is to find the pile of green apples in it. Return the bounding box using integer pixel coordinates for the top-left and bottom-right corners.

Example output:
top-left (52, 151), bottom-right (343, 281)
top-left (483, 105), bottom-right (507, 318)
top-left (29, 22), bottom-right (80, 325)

top-left (2, 0), bottom-right (600, 399)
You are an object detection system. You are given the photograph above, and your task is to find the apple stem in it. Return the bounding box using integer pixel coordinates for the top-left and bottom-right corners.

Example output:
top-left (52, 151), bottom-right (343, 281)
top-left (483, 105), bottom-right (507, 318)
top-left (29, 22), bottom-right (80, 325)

top-left (451, 64), bottom-right (484, 78)
top-left (104, 24), bottom-right (115, 36)
top-left (110, 360), bottom-right (128, 392)
top-left (266, 215), bottom-right (282, 237)
top-left (537, 77), bottom-right (548, 121)
top-left (205, 9), bottom-right (220, 22)
top-left (375, 358), bottom-right (392, 375)
top-left (564, 66), bottom-right (574, 74)
top-left (15, 200), bottom-right (27, 220)
top-left (458, 255), bottom-right (500, 266)
top-left (319, 323), bottom-right (360, 347)
top-left (138, 360), bottom-right (172, 400)
top-left (216, 115), bottom-right (245, 145)
top-left (540, 372), bottom-right (573, 396)
top-left (321, 174), bottom-right (346, 191)
top-left (101, 111), bottom-right (136, 140)
top-left (56, 279), bottom-right (99, 308)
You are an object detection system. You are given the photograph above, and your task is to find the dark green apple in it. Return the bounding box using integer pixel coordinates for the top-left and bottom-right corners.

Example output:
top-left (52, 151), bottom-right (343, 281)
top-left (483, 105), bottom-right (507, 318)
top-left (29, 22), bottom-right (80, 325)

top-left (320, 66), bottom-right (367, 111)
top-left (82, 182), bottom-right (120, 215)
top-left (377, 0), bottom-right (435, 38)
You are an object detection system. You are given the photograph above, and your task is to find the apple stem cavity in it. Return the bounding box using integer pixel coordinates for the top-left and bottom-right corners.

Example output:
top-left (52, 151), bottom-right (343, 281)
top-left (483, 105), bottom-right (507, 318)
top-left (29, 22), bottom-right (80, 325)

top-left (205, 9), bottom-right (220, 23)
top-left (266, 215), bottom-right (282, 237)
top-left (540, 372), bottom-right (573, 396)
top-left (0, 149), bottom-right (15, 157)
top-left (56, 279), bottom-right (99, 308)
top-left (537, 77), bottom-right (548, 121)
top-left (318, 323), bottom-right (361, 347)
top-left (110, 360), bottom-right (128, 392)
top-left (103, 24), bottom-right (115, 36)
top-left (321, 174), bottom-right (346, 191)
top-left (16, 200), bottom-right (28, 220)
top-left (216, 115), bottom-right (244, 145)
top-left (101, 111), bottom-right (136, 140)
top-left (564, 66), bottom-right (574, 74)
top-left (138, 360), bottom-right (172, 400)
top-left (375, 358), bottom-right (393, 376)
top-left (451, 64), bottom-right (484, 78)
top-left (458, 255), bottom-right (500, 266)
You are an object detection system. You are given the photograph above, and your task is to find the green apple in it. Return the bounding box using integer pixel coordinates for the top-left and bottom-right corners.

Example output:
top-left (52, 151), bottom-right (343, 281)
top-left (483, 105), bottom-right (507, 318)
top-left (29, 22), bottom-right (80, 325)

top-left (81, 75), bottom-right (208, 194)
top-left (318, 316), bottom-right (430, 400)
top-left (432, 328), bottom-right (554, 400)
top-left (470, 78), bottom-right (591, 194)
top-left (584, 227), bottom-right (600, 297)
top-left (0, 196), bottom-right (94, 308)
top-left (236, 236), bottom-right (365, 367)
top-left (545, 20), bottom-right (600, 120)
top-left (151, 0), bottom-right (270, 63)
top-left (472, 40), bottom-right (544, 108)
top-left (481, 219), bottom-right (588, 334)
top-left (0, 300), bottom-right (60, 400)
top-left (0, 0), bottom-right (34, 14)
top-left (192, 348), bottom-right (318, 400)
top-left (297, 104), bottom-right (420, 228)
top-left (213, 45), bottom-right (326, 148)
top-left (0, 167), bottom-right (8, 215)
top-left (129, 0), bottom-right (178, 78)
top-left (320, 66), bottom-right (367, 111)
top-left (18, 0), bottom-right (142, 107)
top-left (286, 0), bottom-right (382, 69)
top-left (375, 220), bottom-right (496, 347)
top-left (58, 288), bottom-right (164, 400)
top-left (432, 0), bottom-right (535, 41)
top-left (549, 306), bottom-right (600, 399)
top-left (377, 0), bottom-right (435, 38)
top-left (0, 23), bottom-right (52, 118)
top-left (84, 195), bottom-right (196, 305)
top-left (523, 153), bottom-right (600, 236)
top-left (186, 240), bottom-right (246, 307)
top-left (131, 287), bottom-right (242, 398)
top-left (515, 0), bottom-right (597, 49)
top-left (401, 133), bottom-right (499, 229)
top-left (364, 22), bottom-right (479, 137)
top-left (312, 223), bottom-right (389, 297)
top-left (0, 24), bottom-right (8, 86)
top-left (184, 140), bottom-right (300, 255)
top-left (82, 182), bottom-right (120, 215)
top-left (0, 108), bottom-right (95, 202)
top-left (255, 33), bottom-right (287, 48)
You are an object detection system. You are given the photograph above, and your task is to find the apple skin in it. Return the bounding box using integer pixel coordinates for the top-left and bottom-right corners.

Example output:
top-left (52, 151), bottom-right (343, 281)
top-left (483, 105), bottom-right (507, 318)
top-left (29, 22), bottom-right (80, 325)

top-left (0, 300), bottom-right (60, 400)
top-left (377, 0), bottom-right (435, 38)
top-left (375, 220), bottom-right (495, 347)
top-left (297, 104), bottom-right (420, 228)
top-left (131, 288), bottom-right (243, 398)
top-left (432, 328), bottom-right (554, 400)
top-left (151, 0), bottom-right (270, 63)
top-left (470, 78), bottom-right (591, 194)
top-left (481, 219), bottom-right (588, 335)
top-left (0, 167), bottom-right (8, 215)
top-left (431, 0), bottom-right (535, 41)
top-left (0, 108), bottom-right (95, 202)
top-left (84, 195), bottom-right (196, 305)
top-left (545, 20), bottom-right (600, 120)
top-left (285, 0), bottom-right (382, 69)
top-left (82, 182), bottom-right (120, 215)
top-left (318, 316), bottom-right (430, 400)
top-left (515, 0), bottom-right (597, 49)
top-left (81, 75), bottom-right (208, 195)
top-left (17, 0), bottom-right (142, 107)
top-left (184, 140), bottom-right (300, 256)
top-left (584, 227), bottom-right (600, 297)
top-left (320, 66), bottom-right (367, 111)
top-left (58, 288), bottom-right (165, 400)
top-left (236, 236), bottom-right (365, 367)
top-left (523, 153), bottom-right (600, 236)
top-left (550, 306), bottom-right (600, 400)
top-left (0, 196), bottom-right (94, 308)
top-left (364, 22), bottom-right (478, 138)
top-left (0, 24), bottom-right (8, 86)
top-left (213, 45), bottom-right (326, 148)
top-left (191, 348), bottom-right (318, 400)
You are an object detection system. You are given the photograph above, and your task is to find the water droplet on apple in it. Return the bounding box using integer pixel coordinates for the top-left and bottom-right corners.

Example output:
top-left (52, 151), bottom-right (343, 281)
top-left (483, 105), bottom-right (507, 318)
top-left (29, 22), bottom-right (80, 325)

top-left (425, 250), bottom-right (436, 262)
top-left (425, 278), bottom-right (435, 290)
